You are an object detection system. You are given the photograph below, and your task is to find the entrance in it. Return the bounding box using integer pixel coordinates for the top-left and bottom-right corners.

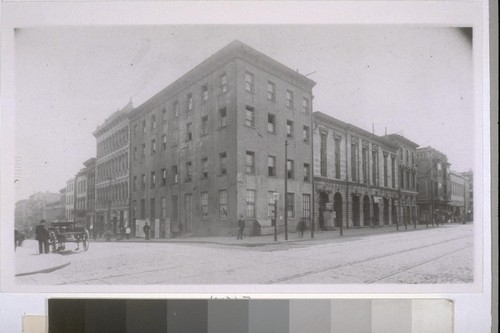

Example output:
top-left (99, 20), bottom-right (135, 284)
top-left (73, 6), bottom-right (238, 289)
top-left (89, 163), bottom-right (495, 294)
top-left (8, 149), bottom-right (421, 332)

top-left (363, 195), bottom-right (371, 226)
top-left (333, 192), bottom-right (343, 228)
top-left (373, 199), bottom-right (380, 225)
top-left (318, 192), bottom-right (329, 230)
top-left (383, 198), bottom-right (390, 225)
top-left (352, 195), bottom-right (360, 227)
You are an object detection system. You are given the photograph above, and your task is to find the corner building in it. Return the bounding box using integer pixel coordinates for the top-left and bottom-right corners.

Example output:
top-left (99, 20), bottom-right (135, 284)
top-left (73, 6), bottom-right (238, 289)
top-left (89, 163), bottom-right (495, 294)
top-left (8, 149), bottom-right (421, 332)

top-left (129, 40), bottom-right (315, 237)
top-left (312, 112), bottom-right (401, 229)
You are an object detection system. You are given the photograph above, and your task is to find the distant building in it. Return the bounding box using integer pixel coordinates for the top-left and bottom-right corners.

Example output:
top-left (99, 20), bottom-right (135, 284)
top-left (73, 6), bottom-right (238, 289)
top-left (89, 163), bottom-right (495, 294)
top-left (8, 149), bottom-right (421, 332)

top-left (65, 178), bottom-right (76, 221)
top-left (59, 187), bottom-right (66, 221)
top-left (74, 168), bottom-right (88, 225)
top-left (449, 170), bottom-right (467, 221)
top-left (312, 112), bottom-right (400, 229)
top-left (128, 40), bottom-right (315, 238)
top-left (93, 101), bottom-right (133, 236)
top-left (461, 170), bottom-right (473, 222)
top-left (15, 191), bottom-right (62, 232)
top-left (415, 146), bottom-right (450, 223)
top-left (84, 158), bottom-right (96, 230)
top-left (387, 134), bottom-right (419, 227)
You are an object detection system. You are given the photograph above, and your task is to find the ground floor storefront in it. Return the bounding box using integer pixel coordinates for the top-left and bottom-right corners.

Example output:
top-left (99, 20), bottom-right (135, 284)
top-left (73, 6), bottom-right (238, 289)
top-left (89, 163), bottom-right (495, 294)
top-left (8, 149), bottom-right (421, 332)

top-left (313, 177), bottom-right (418, 230)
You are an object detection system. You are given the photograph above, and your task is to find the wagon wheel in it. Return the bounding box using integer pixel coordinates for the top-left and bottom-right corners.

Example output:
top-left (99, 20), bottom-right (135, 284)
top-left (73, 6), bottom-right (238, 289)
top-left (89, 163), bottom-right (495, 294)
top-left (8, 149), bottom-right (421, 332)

top-left (82, 230), bottom-right (90, 251)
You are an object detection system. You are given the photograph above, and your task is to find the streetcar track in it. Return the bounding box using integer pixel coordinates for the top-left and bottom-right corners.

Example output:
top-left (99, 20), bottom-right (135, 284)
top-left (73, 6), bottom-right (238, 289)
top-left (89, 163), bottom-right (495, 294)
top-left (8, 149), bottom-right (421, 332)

top-left (364, 245), bottom-right (473, 283)
top-left (267, 235), bottom-right (471, 284)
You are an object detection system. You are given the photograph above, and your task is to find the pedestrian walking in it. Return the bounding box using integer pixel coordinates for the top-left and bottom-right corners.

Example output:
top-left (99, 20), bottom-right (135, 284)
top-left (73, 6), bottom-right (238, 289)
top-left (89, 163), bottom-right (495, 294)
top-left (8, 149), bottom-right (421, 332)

top-left (297, 219), bottom-right (306, 238)
top-left (125, 226), bottom-right (131, 240)
top-left (237, 215), bottom-right (245, 240)
top-left (143, 222), bottom-right (151, 240)
top-left (35, 219), bottom-right (49, 254)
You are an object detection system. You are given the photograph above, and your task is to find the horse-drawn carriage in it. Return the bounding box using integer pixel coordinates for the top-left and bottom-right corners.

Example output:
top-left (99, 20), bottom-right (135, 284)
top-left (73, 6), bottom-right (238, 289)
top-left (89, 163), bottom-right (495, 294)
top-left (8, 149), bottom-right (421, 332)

top-left (47, 221), bottom-right (90, 252)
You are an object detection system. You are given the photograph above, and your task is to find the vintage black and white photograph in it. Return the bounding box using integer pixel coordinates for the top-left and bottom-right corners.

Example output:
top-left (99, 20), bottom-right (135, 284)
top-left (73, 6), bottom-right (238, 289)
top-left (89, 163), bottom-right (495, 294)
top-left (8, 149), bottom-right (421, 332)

top-left (5, 23), bottom-right (479, 289)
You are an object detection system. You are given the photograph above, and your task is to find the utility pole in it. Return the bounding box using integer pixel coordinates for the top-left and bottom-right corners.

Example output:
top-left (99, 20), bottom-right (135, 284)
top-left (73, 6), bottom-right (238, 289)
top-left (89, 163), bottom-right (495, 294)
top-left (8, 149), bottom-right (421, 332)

top-left (284, 140), bottom-right (288, 241)
top-left (273, 193), bottom-right (279, 242)
top-left (106, 177), bottom-right (113, 236)
top-left (310, 111), bottom-right (315, 239)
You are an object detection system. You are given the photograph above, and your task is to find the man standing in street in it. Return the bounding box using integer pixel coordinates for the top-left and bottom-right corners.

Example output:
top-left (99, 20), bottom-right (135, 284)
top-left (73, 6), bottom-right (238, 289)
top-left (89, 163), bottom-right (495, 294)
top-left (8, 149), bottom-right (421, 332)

top-left (143, 222), bottom-right (151, 240)
top-left (237, 214), bottom-right (245, 240)
top-left (35, 219), bottom-right (49, 254)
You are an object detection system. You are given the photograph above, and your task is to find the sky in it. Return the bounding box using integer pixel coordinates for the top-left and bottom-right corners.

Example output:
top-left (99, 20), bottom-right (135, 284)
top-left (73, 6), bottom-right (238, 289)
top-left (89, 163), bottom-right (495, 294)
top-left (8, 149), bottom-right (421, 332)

top-left (14, 25), bottom-right (474, 201)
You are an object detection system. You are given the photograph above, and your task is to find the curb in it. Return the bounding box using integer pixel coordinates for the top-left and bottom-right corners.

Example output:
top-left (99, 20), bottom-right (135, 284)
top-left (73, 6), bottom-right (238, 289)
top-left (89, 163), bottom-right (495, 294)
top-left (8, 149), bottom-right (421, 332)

top-left (15, 262), bottom-right (71, 277)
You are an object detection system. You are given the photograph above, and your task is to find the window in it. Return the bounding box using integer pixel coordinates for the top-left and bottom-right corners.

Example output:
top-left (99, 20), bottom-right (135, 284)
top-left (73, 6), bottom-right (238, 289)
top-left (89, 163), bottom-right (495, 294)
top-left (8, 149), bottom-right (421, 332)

top-left (302, 194), bottom-right (311, 218)
top-left (151, 114), bottom-right (156, 130)
top-left (142, 119), bottom-right (146, 134)
top-left (246, 151), bottom-right (255, 174)
top-left (286, 120), bottom-right (294, 137)
top-left (133, 124), bottom-right (138, 137)
top-left (141, 174), bottom-right (146, 190)
top-left (151, 138), bottom-right (156, 154)
top-left (187, 93), bottom-right (193, 112)
top-left (268, 113), bottom-right (276, 133)
top-left (141, 143), bottom-right (146, 158)
top-left (383, 153), bottom-right (388, 187)
top-left (150, 198), bottom-right (156, 220)
top-left (201, 84), bottom-right (208, 101)
top-left (351, 143), bottom-right (358, 181)
top-left (362, 147), bottom-right (369, 184)
top-left (185, 161), bottom-right (192, 182)
top-left (302, 97), bottom-right (310, 114)
top-left (267, 81), bottom-right (276, 101)
top-left (162, 134), bottom-right (167, 150)
top-left (220, 73), bottom-right (228, 94)
top-left (304, 163), bottom-right (310, 182)
top-left (172, 195), bottom-right (178, 220)
top-left (151, 171), bottom-right (156, 188)
top-left (133, 176), bottom-right (137, 191)
top-left (201, 192), bottom-right (209, 218)
top-left (245, 189), bottom-right (256, 218)
top-left (162, 108), bottom-right (167, 122)
top-left (268, 191), bottom-right (277, 217)
top-left (172, 165), bottom-right (178, 184)
top-left (391, 156), bottom-right (396, 188)
top-left (245, 105), bottom-right (255, 127)
top-left (372, 149), bottom-right (378, 186)
top-left (219, 107), bottom-right (227, 128)
top-left (286, 192), bottom-right (295, 217)
top-left (161, 197), bottom-right (167, 219)
top-left (140, 199), bottom-right (146, 219)
top-left (162, 168), bottom-right (167, 186)
top-left (268, 155), bottom-right (276, 177)
top-left (320, 132), bottom-right (327, 177)
top-left (245, 71), bottom-right (254, 92)
top-left (133, 146), bottom-right (138, 160)
top-left (219, 152), bottom-right (227, 175)
top-left (219, 190), bottom-right (228, 217)
top-left (286, 90), bottom-right (294, 108)
top-left (173, 101), bottom-right (179, 117)
top-left (303, 126), bottom-right (310, 143)
top-left (287, 159), bottom-right (294, 179)
top-left (335, 137), bottom-right (341, 179)
top-left (202, 157), bottom-right (208, 178)
top-left (201, 116), bottom-right (209, 136)
top-left (186, 123), bottom-right (192, 142)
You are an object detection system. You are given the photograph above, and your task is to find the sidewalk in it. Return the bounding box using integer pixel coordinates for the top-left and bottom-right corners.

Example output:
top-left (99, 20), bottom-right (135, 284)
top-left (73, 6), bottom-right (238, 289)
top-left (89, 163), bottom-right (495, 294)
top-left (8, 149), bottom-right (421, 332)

top-left (94, 223), bottom-right (456, 247)
top-left (15, 240), bottom-right (70, 277)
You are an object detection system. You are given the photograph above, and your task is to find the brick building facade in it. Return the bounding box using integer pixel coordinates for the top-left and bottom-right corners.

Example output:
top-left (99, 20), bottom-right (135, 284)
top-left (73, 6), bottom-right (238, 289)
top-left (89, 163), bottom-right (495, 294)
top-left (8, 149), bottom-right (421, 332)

top-left (128, 40), bottom-right (315, 238)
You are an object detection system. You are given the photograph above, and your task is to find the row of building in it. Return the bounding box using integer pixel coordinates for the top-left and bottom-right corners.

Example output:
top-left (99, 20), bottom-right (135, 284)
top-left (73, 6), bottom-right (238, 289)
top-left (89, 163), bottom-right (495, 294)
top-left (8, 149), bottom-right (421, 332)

top-left (15, 40), bottom-right (473, 238)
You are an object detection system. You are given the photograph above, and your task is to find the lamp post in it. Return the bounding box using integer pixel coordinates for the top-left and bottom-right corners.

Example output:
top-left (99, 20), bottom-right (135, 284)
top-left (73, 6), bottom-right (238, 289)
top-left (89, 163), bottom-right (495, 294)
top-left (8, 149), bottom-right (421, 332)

top-left (284, 140), bottom-right (289, 241)
top-left (105, 177), bottom-right (114, 236)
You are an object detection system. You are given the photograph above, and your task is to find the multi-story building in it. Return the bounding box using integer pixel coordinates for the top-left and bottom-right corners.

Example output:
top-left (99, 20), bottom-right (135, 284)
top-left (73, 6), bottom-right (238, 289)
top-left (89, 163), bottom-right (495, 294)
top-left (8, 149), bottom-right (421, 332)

top-left (128, 40), bottom-right (315, 238)
top-left (59, 187), bottom-right (66, 221)
top-left (387, 134), bottom-right (419, 227)
top-left (312, 112), bottom-right (400, 229)
top-left (74, 169), bottom-right (87, 225)
top-left (84, 158), bottom-right (96, 230)
top-left (415, 146), bottom-right (450, 224)
top-left (462, 170), bottom-right (473, 222)
top-left (93, 101), bottom-right (133, 236)
top-left (449, 170), bottom-right (467, 221)
top-left (65, 178), bottom-right (76, 221)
